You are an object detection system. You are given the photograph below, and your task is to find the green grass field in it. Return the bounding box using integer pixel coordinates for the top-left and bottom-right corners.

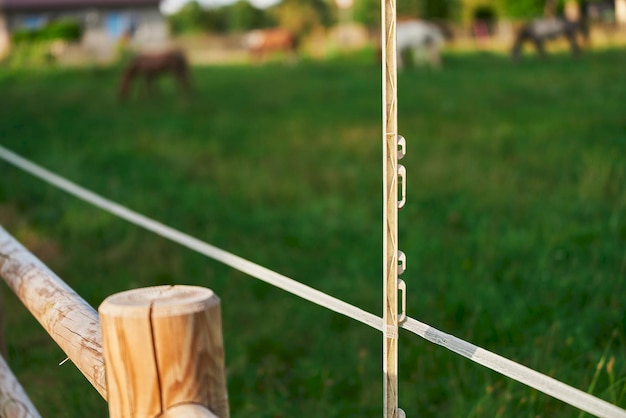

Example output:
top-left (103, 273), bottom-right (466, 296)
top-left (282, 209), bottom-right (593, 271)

top-left (1, 48), bottom-right (625, 417)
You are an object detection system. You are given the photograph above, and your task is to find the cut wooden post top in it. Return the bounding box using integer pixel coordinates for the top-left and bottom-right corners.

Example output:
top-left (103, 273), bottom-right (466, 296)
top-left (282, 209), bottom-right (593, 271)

top-left (99, 285), bottom-right (229, 418)
top-left (99, 285), bottom-right (220, 317)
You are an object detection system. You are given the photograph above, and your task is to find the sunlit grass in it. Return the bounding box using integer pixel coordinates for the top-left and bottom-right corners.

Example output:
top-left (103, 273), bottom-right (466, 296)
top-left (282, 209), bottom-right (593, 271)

top-left (1, 48), bottom-right (625, 417)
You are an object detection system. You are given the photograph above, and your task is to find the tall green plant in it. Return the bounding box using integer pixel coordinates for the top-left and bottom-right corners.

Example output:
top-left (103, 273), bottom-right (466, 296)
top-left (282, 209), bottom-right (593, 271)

top-left (11, 19), bottom-right (82, 44)
top-left (167, 1), bottom-right (217, 34)
top-left (354, 0), bottom-right (458, 28)
top-left (271, 0), bottom-right (332, 36)
top-left (353, 0), bottom-right (380, 28)
top-left (501, 0), bottom-right (543, 18)
top-left (226, 0), bottom-right (274, 32)
top-left (41, 20), bottom-right (82, 41)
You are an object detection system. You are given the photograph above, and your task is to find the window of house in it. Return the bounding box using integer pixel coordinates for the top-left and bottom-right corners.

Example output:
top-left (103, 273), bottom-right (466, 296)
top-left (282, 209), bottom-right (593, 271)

top-left (21, 15), bottom-right (46, 30)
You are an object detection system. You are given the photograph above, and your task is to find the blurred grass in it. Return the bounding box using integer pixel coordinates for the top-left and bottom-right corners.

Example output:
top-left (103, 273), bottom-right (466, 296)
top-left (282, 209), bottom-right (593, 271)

top-left (0, 48), bottom-right (625, 417)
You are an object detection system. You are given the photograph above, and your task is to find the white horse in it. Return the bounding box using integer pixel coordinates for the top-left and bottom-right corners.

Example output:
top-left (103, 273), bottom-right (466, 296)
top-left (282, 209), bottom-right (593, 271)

top-left (396, 19), bottom-right (447, 69)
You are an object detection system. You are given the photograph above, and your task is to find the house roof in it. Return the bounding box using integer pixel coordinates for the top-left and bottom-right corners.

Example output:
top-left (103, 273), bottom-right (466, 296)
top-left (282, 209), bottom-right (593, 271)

top-left (0, 0), bottom-right (161, 12)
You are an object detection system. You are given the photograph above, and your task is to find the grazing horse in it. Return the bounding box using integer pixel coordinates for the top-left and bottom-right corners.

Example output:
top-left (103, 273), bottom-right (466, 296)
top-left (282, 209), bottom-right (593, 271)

top-left (395, 19), bottom-right (450, 69)
top-left (243, 28), bottom-right (298, 64)
top-left (118, 49), bottom-right (191, 100)
top-left (511, 17), bottom-right (589, 61)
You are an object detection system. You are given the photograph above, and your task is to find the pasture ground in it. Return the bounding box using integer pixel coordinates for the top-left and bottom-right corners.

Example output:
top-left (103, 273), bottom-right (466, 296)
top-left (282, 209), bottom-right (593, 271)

top-left (0, 47), bottom-right (625, 417)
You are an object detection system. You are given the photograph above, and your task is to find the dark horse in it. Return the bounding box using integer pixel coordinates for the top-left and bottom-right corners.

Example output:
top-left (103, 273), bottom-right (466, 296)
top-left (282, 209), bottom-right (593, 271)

top-left (511, 17), bottom-right (589, 61)
top-left (118, 49), bottom-right (191, 100)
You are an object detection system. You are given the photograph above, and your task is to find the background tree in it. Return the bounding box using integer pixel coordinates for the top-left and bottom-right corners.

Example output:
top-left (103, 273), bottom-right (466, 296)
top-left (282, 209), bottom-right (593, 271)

top-left (396, 0), bottom-right (457, 20)
top-left (167, 0), bottom-right (277, 34)
top-left (167, 1), bottom-right (213, 34)
top-left (353, 0), bottom-right (459, 30)
top-left (423, 0), bottom-right (458, 19)
top-left (544, 0), bottom-right (558, 15)
top-left (271, 0), bottom-right (332, 36)
top-left (498, 0), bottom-right (572, 19)
top-left (396, 0), bottom-right (422, 18)
top-left (225, 0), bottom-right (275, 32)
top-left (353, 0), bottom-right (380, 27)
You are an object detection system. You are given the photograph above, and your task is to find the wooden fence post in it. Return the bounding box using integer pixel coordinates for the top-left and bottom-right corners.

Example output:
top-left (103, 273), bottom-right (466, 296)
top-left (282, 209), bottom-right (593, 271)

top-left (0, 355), bottom-right (41, 418)
top-left (381, 0), bottom-right (399, 412)
top-left (99, 285), bottom-right (229, 418)
top-left (0, 228), bottom-right (107, 398)
top-left (0, 284), bottom-right (6, 359)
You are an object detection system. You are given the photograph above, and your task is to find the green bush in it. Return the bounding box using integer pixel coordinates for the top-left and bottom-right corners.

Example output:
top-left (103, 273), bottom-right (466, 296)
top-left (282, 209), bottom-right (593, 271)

top-left (11, 28), bottom-right (38, 44)
top-left (11, 19), bottom-right (82, 44)
top-left (40, 19), bottom-right (82, 41)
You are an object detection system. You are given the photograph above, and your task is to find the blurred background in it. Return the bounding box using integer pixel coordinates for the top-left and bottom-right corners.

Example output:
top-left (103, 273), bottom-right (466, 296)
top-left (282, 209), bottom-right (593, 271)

top-left (1, 0), bottom-right (625, 65)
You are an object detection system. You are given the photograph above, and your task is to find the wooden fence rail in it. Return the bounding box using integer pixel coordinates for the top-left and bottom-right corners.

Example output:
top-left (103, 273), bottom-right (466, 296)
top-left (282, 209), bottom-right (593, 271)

top-left (0, 227), bottom-right (229, 417)
top-left (0, 227), bottom-right (106, 397)
top-left (0, 354), bottom-right (41, 418)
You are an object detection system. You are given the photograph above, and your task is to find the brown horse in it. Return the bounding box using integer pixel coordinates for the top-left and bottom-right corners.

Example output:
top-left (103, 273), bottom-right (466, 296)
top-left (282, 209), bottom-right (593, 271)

top-left (243, 28), bottom-right (298, 64)
top-left (118, 49), bottom-right (191, 100)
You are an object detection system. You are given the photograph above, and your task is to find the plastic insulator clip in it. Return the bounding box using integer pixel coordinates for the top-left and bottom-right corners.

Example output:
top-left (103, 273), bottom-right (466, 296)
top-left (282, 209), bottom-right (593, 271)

top-left (397, 135), bottom-right (406, 160)
top-left (398, 164), bottom-right (406, 209)
top-left (398, 251), bottom-right (406, 276)
top-left (398, 279), bottom-right (407, 324)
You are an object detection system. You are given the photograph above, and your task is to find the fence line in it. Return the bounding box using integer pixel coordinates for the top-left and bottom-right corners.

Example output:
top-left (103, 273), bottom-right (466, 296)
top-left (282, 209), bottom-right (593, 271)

top-left (0, 354), bottom-right (41, 418)
top-left (0, 145), bottom-right (381, 331)
top-left (1, 146), bottom-right (626, 418)
top-left (0, 229), bottom-right (227, 417)
top-left (99, 285), bottom-right (229, 417)
top-left (0, 286), bottom-right (6, 359)
top-left (401, 318), bottom-right (626, 418)
top-left (0, 227), bottom-right (107, 398)
top-left (381, 0), bottom-right (400, 412)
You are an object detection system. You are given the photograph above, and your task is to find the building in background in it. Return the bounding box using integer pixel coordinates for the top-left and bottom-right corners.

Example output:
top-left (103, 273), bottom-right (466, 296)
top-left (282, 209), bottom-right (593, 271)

top-left (0, 0), bottom-right (168, 60)
top-left (618, 0), bottom-right (626, 24)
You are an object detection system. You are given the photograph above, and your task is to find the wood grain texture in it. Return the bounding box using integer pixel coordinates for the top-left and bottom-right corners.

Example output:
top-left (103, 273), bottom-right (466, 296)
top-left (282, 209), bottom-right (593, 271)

top-left (0, 355), bottom-right (41, 418)
top-left (381, 0), bottom-right (399, 413)
top-left (0, 227), bottom-right (106, 398)
top-left (99, 285), bottom-right (229, 418)
top-left (0, 284), bottom-right (6, 358)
